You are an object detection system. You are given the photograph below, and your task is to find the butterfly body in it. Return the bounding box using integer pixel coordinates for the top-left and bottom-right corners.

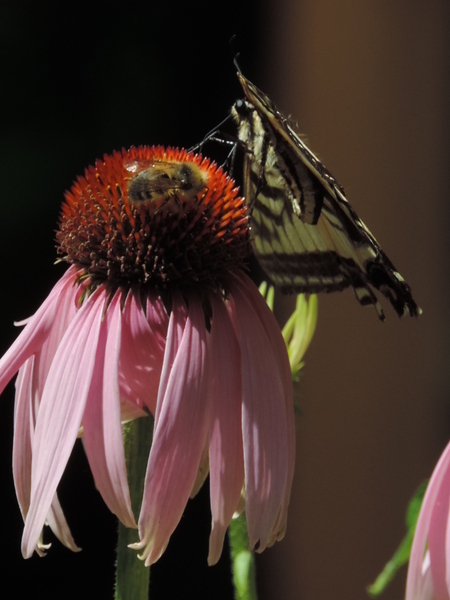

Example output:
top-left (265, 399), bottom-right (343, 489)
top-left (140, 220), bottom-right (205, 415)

top-left (231, 72), bottom-right (420, 320)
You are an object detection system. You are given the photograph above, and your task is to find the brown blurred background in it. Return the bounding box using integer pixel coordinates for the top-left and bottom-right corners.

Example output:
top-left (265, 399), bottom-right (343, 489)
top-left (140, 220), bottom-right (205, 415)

top-left (0, 1), bottom-right (449, 599)
top-left (258, 2), bottom-right (450, 599)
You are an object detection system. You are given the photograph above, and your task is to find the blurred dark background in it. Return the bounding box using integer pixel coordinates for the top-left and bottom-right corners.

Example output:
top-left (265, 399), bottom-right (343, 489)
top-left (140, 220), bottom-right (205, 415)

top-left (0, 1), bottom-right (449, 599)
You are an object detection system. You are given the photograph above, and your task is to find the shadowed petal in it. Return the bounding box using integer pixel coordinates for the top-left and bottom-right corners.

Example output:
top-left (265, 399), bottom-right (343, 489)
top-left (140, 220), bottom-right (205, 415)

top-left (228, 279), bottom-right (289, 553)
top-left (207, 292), bottom-right (244, 566)
top-left (83, 292), bottom-right (136, 528)
top-left (130, 295), bottom-right (209, 565)
top-left (22, 288), bottom-right (105, 557)
top-left (119, 292), bottom-right (168, 415)
top-left (236, 272), bottom-right (295, 542)
top-left (190, 443), bottom-right (210, 500)
top-left (146, 292), bottom-right (170, 352)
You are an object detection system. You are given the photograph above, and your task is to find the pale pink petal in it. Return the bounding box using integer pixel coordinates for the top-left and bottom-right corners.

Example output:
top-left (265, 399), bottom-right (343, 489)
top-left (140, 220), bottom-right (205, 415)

top-left (13, 358), bottom-right (35, 522)
top-left (153, 291), bottom-right (187, 428)
top-left (407, 441), bottom-right (450, 600)
top-left (130, 295), bottom-right (209, 565)
top-left (420, 552), bottom-right (435, 600)
top-left (446, 502), bottom-right (450, 595)
top-left (119, 292), bottom-right (168, 415)
top-left (0, 266), bottom-right (79, 396)
top-left (14, 356), bottom-right (80, 553)
top-left (428, 458), bottom-right (450, 600)
top-left (34, 270), bottom-right (79, 390)
top-left (236, 272), bottom-right (295, 541)
top-left (228, 279), bottom-right (289, 553)
top-left (83, 292), bottom-right (136, 528)
top-left (22, 288), bottom-right (106, 558)
top-left (207, 292), bottom-right (244, 566)
top-left (13, 268), bottom-right (79, 526)
top-left (46, 495), bottom-right (81, 552)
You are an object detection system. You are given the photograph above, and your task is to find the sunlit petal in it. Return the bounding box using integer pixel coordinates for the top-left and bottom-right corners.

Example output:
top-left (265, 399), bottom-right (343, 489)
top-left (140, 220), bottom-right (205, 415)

top-left (22, 289), bottom-right (105, 557)
top-left (131, 295), bottom-right (209, 565)
top-left (228, 279), bottom-right (290, 552)
top-left (0, 266), bottom-right (78, 396)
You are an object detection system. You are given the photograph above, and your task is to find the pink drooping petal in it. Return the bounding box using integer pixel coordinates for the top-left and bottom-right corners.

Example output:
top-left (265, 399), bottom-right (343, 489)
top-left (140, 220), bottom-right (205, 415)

top-left (0, 266), bottom-right (79, 397)
top-left (153, 291), bottom-right (187, 429)
top-left (420, 552), bottom-right (435, 600)
top-left (428, 453), bottom-right (450, 600)
top-left (207, 292), bottom-right (244, 566)
top-left (34, 269), bottom-right (79, 392)
top-left (83, 292), bottom-right (136, 528)
top-left (236, 272), bottom-right (295, 542)
top-left (119, 292), bottom-right (168, 415)
top-left (13, 358), bottom-right (35, 523)
top-left (14, 356), bottom-right (80, 554)
top-left (407, 441), bottom-right (450, 600)
top-left (46, 494), bottom-right (81, 553)
top-left (130, 295), bottom-right (209, 565)
top-left (228, 278), bottom-right (289, 553)
top-left (22, 288), bottom-right (106, 558)
top-left (13, 267), bottom-right (80, 542)
top-left (446, 504), bottom-right (450, 596)
top-left (13, 273), bottom-right (80, 513)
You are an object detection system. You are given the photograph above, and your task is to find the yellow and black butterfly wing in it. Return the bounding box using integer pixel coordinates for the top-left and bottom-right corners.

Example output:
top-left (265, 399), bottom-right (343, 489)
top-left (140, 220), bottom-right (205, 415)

top-left (243, 145), bottom-right (383, 319)
top-left (237, 72), bottom-right (343, 225)
top-left (234, 73), bottom-right (421, 320)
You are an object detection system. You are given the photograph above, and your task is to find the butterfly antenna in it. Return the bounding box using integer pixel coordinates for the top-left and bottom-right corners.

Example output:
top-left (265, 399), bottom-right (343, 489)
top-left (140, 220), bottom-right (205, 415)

top-left (233, 53), bottom-right (242, 74)
top-left (189, 114), bottom-right (234, 153)
top-left (229, 35), bottom-right (243, 73)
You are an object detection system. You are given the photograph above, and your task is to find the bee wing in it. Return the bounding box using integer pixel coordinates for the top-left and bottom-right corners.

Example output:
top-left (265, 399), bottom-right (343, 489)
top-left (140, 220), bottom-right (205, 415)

top-left (123, 158), bottom-right (183, 175)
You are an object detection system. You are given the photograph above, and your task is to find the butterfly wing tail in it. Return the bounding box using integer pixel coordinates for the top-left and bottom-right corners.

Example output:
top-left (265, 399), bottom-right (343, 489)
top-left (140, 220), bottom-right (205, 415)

top-left (365, 258), bottom-right (422, 318)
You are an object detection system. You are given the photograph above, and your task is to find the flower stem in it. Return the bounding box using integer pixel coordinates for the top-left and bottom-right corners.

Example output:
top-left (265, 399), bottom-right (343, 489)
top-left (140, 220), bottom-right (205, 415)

top-left (115, 414), bottom-right (154, 600)
top-left (228, 513), bottom-right (258, 600)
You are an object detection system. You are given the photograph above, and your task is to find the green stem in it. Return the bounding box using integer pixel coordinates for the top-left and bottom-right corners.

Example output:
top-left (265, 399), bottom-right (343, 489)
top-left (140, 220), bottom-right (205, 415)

top-left (228, 513), bottom-right (258, 600)
top-left (115, 414), bottom-right (154, 600)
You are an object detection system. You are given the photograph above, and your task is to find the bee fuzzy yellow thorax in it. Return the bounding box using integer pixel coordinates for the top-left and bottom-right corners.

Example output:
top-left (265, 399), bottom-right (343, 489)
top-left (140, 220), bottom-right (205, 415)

top-left (125, 159), bottom-right (209, 214)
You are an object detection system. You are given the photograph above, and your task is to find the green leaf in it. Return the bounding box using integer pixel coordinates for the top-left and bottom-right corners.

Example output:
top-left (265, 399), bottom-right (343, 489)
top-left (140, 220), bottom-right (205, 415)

top-left (367, 481), bottom-right (428, 597)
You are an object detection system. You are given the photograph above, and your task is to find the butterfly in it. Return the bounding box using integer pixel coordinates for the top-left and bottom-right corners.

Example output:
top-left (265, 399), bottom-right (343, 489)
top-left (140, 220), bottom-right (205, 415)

top-left (229, 71), bottom-right (421, 320)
